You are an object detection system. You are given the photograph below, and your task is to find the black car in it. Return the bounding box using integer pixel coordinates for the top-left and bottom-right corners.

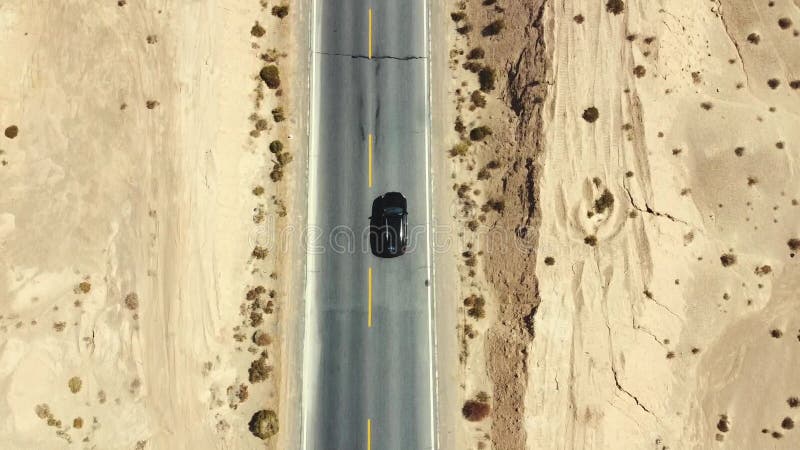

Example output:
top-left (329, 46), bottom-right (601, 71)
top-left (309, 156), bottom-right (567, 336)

top-left (370, 192), bottom-right (408, 257)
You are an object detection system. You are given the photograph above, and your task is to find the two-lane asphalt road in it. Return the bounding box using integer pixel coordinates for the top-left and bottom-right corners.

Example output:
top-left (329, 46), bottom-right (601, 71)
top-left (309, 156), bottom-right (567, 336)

top-left (303, 0), bottom-right (435, 449)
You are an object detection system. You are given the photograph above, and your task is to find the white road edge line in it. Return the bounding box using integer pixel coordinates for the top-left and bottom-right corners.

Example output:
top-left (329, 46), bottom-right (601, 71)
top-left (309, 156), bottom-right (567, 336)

top-left (423, 0), bottom-right (440, 448)
top-left (301, 0), bottom-right (320, 445)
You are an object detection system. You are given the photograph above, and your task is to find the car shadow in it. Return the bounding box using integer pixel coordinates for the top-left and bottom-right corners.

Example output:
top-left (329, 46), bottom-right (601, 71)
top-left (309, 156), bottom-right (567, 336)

top-left (369, 196), bottom-right (383, 257)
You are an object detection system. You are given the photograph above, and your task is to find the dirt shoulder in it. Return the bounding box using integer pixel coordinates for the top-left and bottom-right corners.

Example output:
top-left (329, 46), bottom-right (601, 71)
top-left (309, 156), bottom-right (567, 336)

top-left (438, 0), bottom-right (550, 448)
top-left (441, 0), bottom-right (800, 448)
top-left (0, 1), bottom-right (302, 448)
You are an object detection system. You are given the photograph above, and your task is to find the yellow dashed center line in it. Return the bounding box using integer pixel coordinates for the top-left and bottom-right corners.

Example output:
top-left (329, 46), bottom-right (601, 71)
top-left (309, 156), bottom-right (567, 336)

top-left (367, 419), bottom-right (372, 450)
top-left (368, 133), bottom-right (373, 187)
top-left (368, 267), bottom-right (373, 327)
top-left (368, 8), bottom-right (373, 59)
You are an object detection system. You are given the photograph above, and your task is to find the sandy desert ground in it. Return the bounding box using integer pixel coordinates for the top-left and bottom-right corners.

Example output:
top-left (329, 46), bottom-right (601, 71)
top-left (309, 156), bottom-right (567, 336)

top-left (0, 1), bottom-right (303, 448)
top-left (439, 0), bottom-right (800, 448)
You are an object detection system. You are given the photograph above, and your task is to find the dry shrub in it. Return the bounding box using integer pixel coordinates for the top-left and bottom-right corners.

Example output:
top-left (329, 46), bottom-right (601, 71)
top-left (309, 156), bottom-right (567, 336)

top-left (253, 330), bottom-right (272, 346)
top-left (260, 65), bottom-right (281, 89)
top-left (272, 5), bottom-right (289, 18)
top-left (462, 61), bottom-right (483, 73)
top-left (573, 14), bottom-right (584, 24)
top-left (270, 166), bottom-right (284, 182)
top-left (75, 281), bottom-right (91, 294)
top-left (483, 199), bottom-right (504, 212)
top-left (252, 246), bottom-right (269, 259)
top-left (146, 100), bottom-right (159, 109)
top-left (781, 417), bottom-right (794, 430)
top-left (269, 140), bottom-right (283, 153)
top-left (454, 116), bottom-right (465, 134)
top-left (768, 79), bottom-right (780, 89)
top-left (456, 24), bottom-right (473, 35)
top-left (462, 399), bottom-right (491, 421)
top-left (606, 0), bottom-right (625, 14)
top-left (593, 189), bottom-right (614, 214)
top-left (734, 147), bottom-right (744, 157)
top-left (771, 329), bottom-right (783, 338)
top-left (754, 265), bottom-right (772, 276)
top-left (146, 35), bottom-right (158, 44)
top-left (450, 141), bottom-right (470, 157)
top-left (462, 250), bottom-right (477, 267)
top-left (778, 18), bottom-right (792, 29)
top-left (700, 102), bottom-right (713, 110)
top-left (463, 294), bottom-right (486, 319)
top-left (68, 377), bottom-right (82, 394)
top-left (276, 151), bottom-right (293, 166)
top-left (481, 19), bottom-right (505, 36)
top-left (252, 186), bottom-right (265, 196)
top-left (248, 354), bottom-right (272, 383)
top-left (478, 67), bottom-right (495, 92)
top-left (271, 107), bottom-right (285, 122)
top-left (790, 80), bottom-right (800, 89)
top-left (250, 311), bottom-right (263, 327)
top-left (788, 238), bottom-right (800, 251)
top-left (125, 293), bottom-right (139, 310)
top-left (787, 397), bottom-right (799, 408)
top-left (584, 235), bottom-right (597, 246)
top-left (251, 22), bottom-right (265, 37)
top-left (582, 107), bottom-right (599, 123)
top-left (451, 11), bottom-right (466, 21)
top-left (467, 47), bottom-right (485, 59)
top-left (633, 65), bottom-right (646, 78)
top-left (249, 409), bottom-right (279, 439)
top-left (747, 33), bottom-right (760, 44)
top-left (35, 404), bottom-right (51, 419)
top-left (544, 256), bottom-right (555, 266)
top-left (73, 417), bottom-right (83, 429)
top-left (717, 415), bottom-right (730, 433)
top-left (720, 253), bottom-right (736, 267)
top-left (470, 90), bottom-right (486, 108)
top-left (5, 126), bottom-right (18, 139)
top-left (247, 285), bottom-right (266, 301)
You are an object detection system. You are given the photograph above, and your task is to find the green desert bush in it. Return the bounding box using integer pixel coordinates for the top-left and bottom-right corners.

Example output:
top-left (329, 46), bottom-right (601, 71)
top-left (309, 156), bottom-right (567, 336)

top-left (450, 141), bottom-right (470, 157)
top-left (469, 126), bottom-right (492, 141)
top-left (249, 409), bottom-right (279, 439)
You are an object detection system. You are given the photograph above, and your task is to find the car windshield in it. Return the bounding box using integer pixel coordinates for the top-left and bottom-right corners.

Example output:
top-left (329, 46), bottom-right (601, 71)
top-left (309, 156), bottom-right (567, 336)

top-left (384, 206), bottom-right (404, 216)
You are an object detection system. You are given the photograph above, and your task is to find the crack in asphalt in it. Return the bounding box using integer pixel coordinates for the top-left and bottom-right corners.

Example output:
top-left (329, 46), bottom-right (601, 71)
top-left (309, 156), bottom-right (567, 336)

top-left (316, 51), bottom-right (427, 60)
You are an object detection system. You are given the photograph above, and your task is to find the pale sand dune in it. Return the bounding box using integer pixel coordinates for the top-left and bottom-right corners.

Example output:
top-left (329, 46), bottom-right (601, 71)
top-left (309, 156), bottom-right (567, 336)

top-left (528, 0), bottom-right (800, 448)
top-left (0, 1), bottom-right (298, 448)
